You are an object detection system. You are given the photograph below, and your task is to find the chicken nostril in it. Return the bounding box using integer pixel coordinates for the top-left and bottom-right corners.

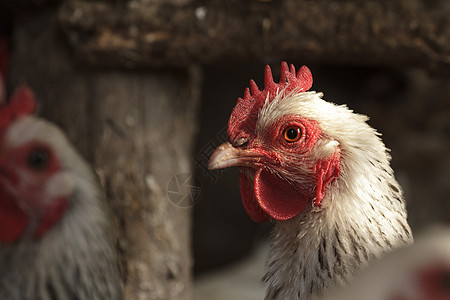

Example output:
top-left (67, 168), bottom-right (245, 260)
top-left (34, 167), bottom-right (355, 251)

top-left (233, 137), bottom-right (249, 148)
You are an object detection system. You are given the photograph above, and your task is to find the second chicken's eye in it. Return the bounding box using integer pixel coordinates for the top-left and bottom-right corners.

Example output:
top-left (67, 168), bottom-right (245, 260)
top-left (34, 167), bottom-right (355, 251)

top-left (27, 148), bottom-right (50, 171)
top-left (283, 126), bottom-right (302, 142)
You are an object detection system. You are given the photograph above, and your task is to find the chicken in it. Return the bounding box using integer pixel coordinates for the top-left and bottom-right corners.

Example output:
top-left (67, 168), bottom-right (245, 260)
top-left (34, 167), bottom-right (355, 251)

top-left (208, 62), bottom-right (413, 299)
top-left (0, 86), bottom-right (123, 299)
top-left (317, 226), bottom-right (450, 300)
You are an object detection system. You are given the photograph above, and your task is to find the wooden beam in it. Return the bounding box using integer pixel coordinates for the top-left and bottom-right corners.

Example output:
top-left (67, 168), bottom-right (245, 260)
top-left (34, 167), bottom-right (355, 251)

top-left (58, 0), bottom-right (450, 73)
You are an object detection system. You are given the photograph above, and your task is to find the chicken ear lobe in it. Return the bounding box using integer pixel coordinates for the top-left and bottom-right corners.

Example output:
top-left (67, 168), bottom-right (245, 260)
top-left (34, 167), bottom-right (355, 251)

top-left (254, 168), bottom-right (308, 221)
top-left (34, 197), bottom-right (68, 239)
top-left (313, 151), bottom-right (341, 207)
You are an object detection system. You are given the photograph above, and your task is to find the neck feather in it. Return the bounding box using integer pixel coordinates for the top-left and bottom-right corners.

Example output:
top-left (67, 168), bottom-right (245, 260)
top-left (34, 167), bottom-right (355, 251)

top-left (263, 137), bottom-right (413, 300)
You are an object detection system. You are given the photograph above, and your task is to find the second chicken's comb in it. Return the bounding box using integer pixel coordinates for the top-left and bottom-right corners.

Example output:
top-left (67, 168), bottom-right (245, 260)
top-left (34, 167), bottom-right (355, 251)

top-left (0, 85), bottom-right (36, 134)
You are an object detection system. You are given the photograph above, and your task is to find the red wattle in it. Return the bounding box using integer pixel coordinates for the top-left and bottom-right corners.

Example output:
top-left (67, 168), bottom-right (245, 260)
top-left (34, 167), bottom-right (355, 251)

top-left (0, 189), bottom-right (28, 243)
top-left (239, 172), bottom-right (269, 223)
top-left (254, 168), bottom-right (308, 221)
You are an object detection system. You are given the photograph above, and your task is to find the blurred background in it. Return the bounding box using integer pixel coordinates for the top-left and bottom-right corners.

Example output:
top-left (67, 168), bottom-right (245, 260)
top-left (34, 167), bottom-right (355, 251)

top-left (1, 0), bottom-right (449, 299)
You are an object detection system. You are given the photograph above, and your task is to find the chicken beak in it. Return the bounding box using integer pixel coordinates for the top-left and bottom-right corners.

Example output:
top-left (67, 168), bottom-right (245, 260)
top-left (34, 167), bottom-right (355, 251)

top-left (208, 142), bottom-right (264, 170)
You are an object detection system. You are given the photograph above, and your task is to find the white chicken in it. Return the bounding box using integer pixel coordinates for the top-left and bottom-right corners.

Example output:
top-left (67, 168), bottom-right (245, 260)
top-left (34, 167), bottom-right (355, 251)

top-left (0, 86), bottom-right (123, 299)
top-left (209, 62), bottom-right (413, 299)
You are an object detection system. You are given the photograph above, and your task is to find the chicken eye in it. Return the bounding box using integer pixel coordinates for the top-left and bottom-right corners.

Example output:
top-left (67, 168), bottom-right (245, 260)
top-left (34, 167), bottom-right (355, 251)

top-left (27, 148), bottom-right (50, 171)
top-left (283, 126), bottom-right (302, 142)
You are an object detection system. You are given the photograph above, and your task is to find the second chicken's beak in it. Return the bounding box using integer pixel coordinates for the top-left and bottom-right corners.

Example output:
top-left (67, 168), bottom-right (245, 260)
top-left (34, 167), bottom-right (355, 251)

top-left (208, 142), bottom-right (264, 170)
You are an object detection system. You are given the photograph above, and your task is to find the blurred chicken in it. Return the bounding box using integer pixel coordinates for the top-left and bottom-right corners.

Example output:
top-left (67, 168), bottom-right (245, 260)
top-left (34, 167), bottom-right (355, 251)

top-left (317, 226), bottom-right (450, 300)
top-left (209, 62), bottom-right (413, 299)
top-left (0, 86), bottom-right (123, 299)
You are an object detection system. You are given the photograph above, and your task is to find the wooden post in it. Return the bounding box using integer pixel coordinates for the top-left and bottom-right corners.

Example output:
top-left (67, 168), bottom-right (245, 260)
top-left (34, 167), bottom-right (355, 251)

top-left (10, 9), bottom-right (199, 300)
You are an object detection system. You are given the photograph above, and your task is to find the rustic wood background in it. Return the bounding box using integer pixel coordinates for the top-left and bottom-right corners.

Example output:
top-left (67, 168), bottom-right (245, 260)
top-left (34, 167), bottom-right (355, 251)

top-left (57, 0), bottom-right (449, 73)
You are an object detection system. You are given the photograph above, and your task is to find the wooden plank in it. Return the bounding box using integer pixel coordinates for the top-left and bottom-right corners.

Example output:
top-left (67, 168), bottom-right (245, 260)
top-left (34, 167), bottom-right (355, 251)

top-left (57, 0), bottom-right (450, 73)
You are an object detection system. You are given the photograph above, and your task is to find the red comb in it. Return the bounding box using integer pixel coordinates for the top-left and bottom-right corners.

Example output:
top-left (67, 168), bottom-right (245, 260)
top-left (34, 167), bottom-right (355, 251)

top-left (228, 62), bottom-right (313, 142)
top-left (0, 85), bottom-right (36, 135)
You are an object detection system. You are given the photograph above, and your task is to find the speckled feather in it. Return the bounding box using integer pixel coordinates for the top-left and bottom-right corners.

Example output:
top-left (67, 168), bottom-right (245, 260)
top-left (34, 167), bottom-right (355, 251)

top-left (0, 116), bottom-right (123, 300)
top-left (316, 226), bottom-right (450, 300)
